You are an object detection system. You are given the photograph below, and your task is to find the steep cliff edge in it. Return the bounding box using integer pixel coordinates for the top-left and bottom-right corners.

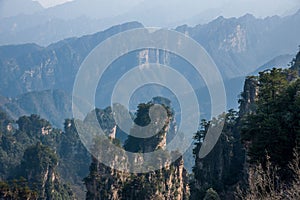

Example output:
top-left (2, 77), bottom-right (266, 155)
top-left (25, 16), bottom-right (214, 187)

top-left (84, 99), bottom-right (190, 200)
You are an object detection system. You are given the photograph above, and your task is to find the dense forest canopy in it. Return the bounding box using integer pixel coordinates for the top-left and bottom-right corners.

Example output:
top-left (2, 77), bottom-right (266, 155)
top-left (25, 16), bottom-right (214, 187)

top-left (0, 42), bottom-right (300, 199)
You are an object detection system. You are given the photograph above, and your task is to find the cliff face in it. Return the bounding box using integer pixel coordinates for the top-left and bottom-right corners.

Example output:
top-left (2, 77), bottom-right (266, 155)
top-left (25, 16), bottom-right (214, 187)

top-left (190, 111), bottom-right (245, 200)
top-left (192, 76), bottom-right (259, 200)
top-left (85, 151), bottom-right (189, 200)
top-left (192, 60), bottom-right (300, 199)
top-left (84, 100), bottom-right (190, 200)
top-left (190, 75), bottom-right (261, 199)
top-left (239, 76), bottom-right (259, 116)
top-left (16, 143), bottom-right (75, 200)
top-left (0, 112), bottom-right (91, 199)
top-left (291, 49), bottom-right (300, 74)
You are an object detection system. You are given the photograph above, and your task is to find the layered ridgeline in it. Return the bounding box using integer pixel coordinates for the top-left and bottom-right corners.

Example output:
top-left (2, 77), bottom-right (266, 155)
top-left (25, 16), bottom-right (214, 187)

top-left (0, 50), bottom-right (300, 199)
top-left (0, 15), bottom-right (299, 199)
top-left (1, 11), bottom-right (300, 106)
top-left (0, 22), bottom-right (143, 98)
top-left (1, 17), bottom-right (299, 133)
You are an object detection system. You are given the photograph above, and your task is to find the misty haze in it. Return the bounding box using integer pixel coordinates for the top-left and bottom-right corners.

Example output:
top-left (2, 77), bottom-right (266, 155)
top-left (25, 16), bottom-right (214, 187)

top-left (0, 0), bottom-right (300, 199)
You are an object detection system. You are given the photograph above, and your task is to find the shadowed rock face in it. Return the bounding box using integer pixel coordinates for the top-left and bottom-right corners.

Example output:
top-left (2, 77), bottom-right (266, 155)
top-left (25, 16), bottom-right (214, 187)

top-left (84, 100), bottom-right (190, 200)
top-left (85, 154), bottom-right (190, 200)
top-left (291, 49), bottom-right (300, 74)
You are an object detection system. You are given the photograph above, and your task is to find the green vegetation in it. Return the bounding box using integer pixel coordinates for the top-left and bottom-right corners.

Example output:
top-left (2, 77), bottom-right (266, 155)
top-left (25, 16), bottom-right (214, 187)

top-left (0, 112), bottom-right (89, 199)
top-left (191, 110), bottom-right (245, 199)
top-left (0, 179), bottom-right (38, 200)
top-left (1, 47), bottom-right (300, 199)
top-left (191, 50), bottom-right (300, 199)
top-left (241, 68), bottom-right (300, 172)
top-left (124, 99), bottom-right (172, 153)
top-left (203, 188), bottom-right (221, 200)
top-left (84, 98), bottom-right (189, 200)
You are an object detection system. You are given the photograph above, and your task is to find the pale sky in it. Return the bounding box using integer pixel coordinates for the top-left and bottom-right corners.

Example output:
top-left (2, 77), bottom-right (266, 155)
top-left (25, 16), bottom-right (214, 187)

top-left (33, 0), bottom-right (300, 18)
top-left (33, 0), bottom-right (73, 7)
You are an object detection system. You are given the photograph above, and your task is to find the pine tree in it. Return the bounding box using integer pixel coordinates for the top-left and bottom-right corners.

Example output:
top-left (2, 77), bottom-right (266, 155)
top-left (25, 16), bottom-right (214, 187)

top-left (203, 188), bottom-right (220, 200)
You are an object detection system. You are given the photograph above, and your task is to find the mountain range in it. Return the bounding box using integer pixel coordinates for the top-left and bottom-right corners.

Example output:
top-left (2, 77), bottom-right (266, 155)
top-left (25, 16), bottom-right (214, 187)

top-left (1, 0), bottom-right (300, 46)
top-left (0, 11), bottom-right (299, 129)
top-left (0, 3), bottom-right (300, 197)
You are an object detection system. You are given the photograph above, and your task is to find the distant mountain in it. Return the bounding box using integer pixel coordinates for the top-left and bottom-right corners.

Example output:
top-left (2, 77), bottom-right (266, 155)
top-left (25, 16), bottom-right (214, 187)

top-left (0, 0), bottom-right (142, 46)
top-left (0, 14), bottom-right (116, 46)
top-left (1, 0), bottom-right (299, 47)
top-left (0, 0), bottom-right (43, 19)
top-left (2, 0), bottom-right (299, 45)
top-left (176, 11), bottom-right (300, 77)
top-left (0, 90), bottom-right (71, 128)
top-left (119, 0), bottom-right (300, 27)
top-left (44, 0), bottom-right (141, 20)
top-left (0, 16), bottom-right (299, 114)
top-left (0, 21), bottom-right (143, 97)
top-left (1, 11), bottom-right (299, 82)
top-left (250, 54), bottom-right (294, 75)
